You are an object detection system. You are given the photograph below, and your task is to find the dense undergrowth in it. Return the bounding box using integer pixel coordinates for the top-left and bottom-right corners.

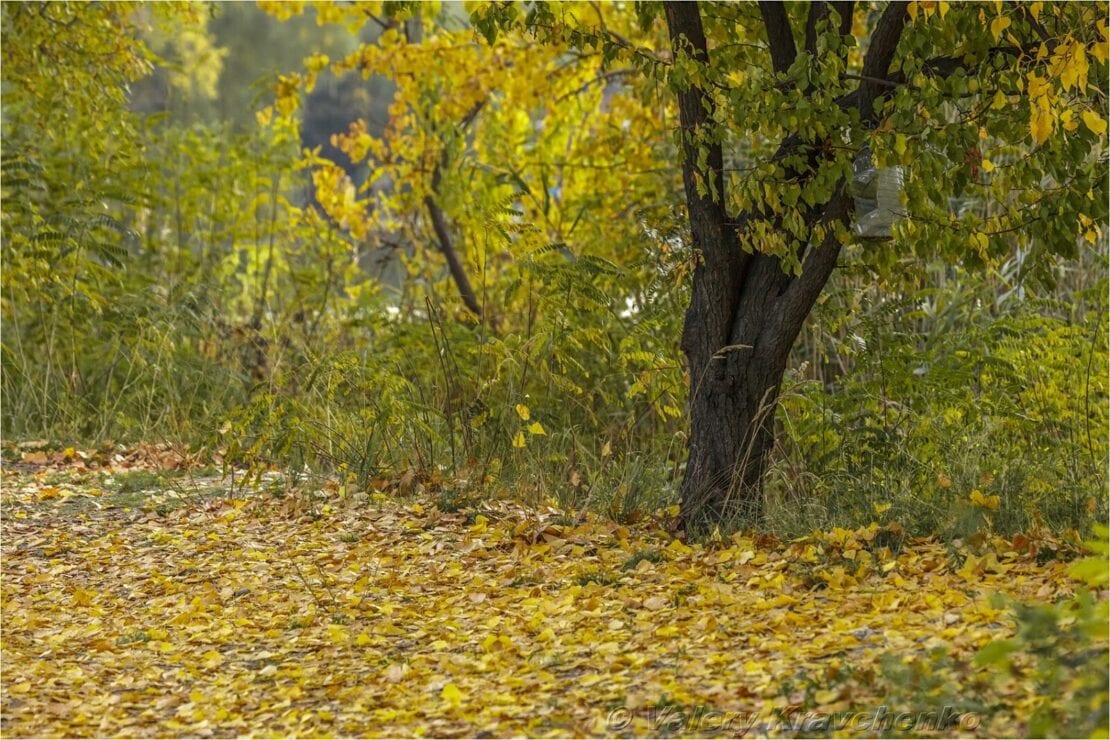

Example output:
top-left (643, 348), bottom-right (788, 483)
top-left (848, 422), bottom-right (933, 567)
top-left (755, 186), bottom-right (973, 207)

top-left (2, 2), bottom-right (1107, 543)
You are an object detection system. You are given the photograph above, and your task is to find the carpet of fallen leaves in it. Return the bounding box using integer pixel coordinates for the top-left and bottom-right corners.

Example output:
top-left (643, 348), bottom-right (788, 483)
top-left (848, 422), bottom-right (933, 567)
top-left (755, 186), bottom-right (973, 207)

top-left (0, 447), bottom-right (1090, 737)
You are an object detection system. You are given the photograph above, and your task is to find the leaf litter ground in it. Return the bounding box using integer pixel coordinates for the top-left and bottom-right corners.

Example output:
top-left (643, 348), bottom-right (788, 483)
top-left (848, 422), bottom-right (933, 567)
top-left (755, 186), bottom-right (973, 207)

top-left (0, 448), bottom-right (1089, 737)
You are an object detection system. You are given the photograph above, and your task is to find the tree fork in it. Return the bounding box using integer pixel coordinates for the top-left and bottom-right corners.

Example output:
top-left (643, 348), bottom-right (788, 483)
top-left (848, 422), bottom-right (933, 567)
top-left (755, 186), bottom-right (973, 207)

top-left (665, 1), bottom-right (907, 532)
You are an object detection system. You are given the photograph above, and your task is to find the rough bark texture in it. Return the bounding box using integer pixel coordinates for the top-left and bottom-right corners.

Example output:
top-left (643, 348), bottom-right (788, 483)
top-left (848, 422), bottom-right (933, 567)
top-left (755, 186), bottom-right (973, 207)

top-left (664, 1), bottom-right (906, 532)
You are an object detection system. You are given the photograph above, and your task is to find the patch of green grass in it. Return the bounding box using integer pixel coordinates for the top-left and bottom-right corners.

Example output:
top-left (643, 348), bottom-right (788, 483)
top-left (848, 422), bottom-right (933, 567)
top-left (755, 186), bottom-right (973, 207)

top-left (435, 489), bottom-right (479, 514)
top-left (95, 490), bottom-right (153, 511)
top-left (573, 568), bottom-right (619, 586)
top-left (106, 470), bottom-right (170, 494)
top-left (621, 548), bottom-right (665, 571)
top-left (117, 629), bottom-right (149, 646)
top-left (509, 571), bottom-right (541, 588)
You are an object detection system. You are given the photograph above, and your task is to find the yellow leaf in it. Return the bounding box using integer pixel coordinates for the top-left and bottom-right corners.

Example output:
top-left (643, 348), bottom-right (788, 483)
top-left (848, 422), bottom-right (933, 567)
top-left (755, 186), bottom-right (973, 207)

top-left (970, 489), bottom-right (1000, 510)
top-left (327, 624), bottom-right (350, 645)
top-left (515, 403), bottom-right (530, 420)
top-left (981, 158), bottom-right (994, 173)
top-left (872, 502), bottom-right (892, 515)
top-left (970, 231), bottom-right (989, 258)
top-left (355, 631), bottom-right (372, 646)
top-left (440, 682), bottom-right (465, 704)
top-left (38, 486), bottom-right (62, 501)
top-left (1057, 42), bottom-right (1089, 92)
top-left (1062, 109), bottom-right (1078, 132)
top-left (1093, 40), bottom-right (1109, 64)
top-left (991, 90), bottom-right (1007, 110)
top-left (1082, 110), bottom-right (1108, 135)
top-left (989, 14), bottom-right (1010, 41)
top-left (894, 133), bottom-right (908, 157)
top-left (528, 421), bottom-right (546, 436)
top-left (1027, 74), bottom-right (1047, 100)
top-left (305, 52), bottom-right (330, 73)
top-left (1029, 100), bottom-right (1053, 145)
top-left (512, 430), bottom-right (527, 448)
top-left (202, 649), bottom-right (223, 669)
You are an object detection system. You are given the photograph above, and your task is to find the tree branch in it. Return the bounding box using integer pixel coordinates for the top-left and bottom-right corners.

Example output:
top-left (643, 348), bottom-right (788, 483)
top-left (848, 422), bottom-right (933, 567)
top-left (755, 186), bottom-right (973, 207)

top-left (857, 1), bottom-right (908, 116)
top-left (425, 184), bottom-right (482, 318)
top-left (664, 0), bottom-right (747, 356)
top-left (780, 2), bottom-right (908, 319)
top-left (759, 1), bottom-right (798, 75)
top-left (804, 2), bottom-right (826, 56)
top-left (664, 1), bottom-right (727, 224)
top-left (424, 101), bottom-right (487, 319)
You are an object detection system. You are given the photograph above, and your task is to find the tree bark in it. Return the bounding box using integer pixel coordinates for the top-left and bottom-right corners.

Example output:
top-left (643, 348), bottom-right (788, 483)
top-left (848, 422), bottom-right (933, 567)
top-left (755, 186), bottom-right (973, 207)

top-left (424, 101), bottom-right (487, 319)
top-left (664, 1), bottom-right (906, 532)
top-left (425, 181), bottom-right (482, 318)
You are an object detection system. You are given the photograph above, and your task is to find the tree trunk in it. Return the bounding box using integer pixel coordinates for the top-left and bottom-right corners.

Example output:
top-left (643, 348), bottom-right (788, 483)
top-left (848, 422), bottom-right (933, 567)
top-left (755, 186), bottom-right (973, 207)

top-left (664, 1), bottom-right (907, 532)
top-left (680, 338), bottom-right (788, 528)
